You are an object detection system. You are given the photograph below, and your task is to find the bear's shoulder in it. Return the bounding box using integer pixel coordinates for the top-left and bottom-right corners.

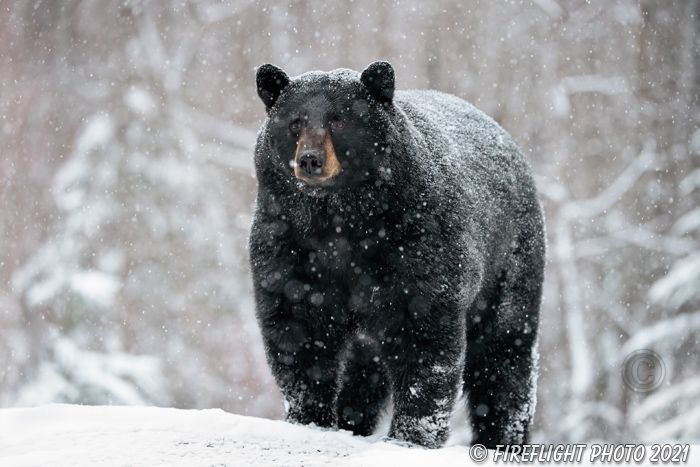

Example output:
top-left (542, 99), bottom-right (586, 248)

top-left (389, 90), bottom-right (518, 166)
top-left (394, 89), bottom-right (501, 138)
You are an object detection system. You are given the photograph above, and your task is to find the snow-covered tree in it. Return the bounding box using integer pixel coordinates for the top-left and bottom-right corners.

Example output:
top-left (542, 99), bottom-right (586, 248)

top-left (2, 1), bottom-right (277, 416)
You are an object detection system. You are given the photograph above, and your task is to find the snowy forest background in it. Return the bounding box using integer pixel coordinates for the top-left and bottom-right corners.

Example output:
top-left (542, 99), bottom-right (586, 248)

top-left (1, 0), bottom-right (699, 444)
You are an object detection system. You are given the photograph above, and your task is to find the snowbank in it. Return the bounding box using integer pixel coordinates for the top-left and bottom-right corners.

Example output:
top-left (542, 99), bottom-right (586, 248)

top-left (0, 405), bottom-right (697, 466)
top-left (0, 405), bottom-right (470, 466)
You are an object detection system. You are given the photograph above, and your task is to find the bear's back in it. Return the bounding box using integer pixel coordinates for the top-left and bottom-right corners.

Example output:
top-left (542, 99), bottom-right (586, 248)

top-left (393, 89), bottom-right (524, 175)
top-left (390, 89), bottom-right (542, 271)
top-left (392, 89), bottom-right (536, 215)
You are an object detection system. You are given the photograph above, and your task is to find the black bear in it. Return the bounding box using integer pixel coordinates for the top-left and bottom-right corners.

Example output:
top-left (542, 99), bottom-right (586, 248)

top-left (250, 61), bottom-right (545, 449)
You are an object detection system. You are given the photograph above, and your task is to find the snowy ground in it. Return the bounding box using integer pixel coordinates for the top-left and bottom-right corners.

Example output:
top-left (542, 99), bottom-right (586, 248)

top-left (1, 405), bottom-right (697, 466)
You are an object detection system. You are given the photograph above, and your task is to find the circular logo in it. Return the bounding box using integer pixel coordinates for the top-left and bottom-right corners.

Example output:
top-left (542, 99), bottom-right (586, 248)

top-left (469, 444), bottom-right (488, 462)
top-left (621, 350), bottom-right (665, 392)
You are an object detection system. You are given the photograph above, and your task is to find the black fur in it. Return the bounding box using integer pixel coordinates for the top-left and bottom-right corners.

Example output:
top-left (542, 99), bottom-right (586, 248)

top-left (360, 60), bottom-right (395, 103)
top-left (250, 61), bottom-right (545, 448)
top-left (257, 64), bottom-right (290, 111)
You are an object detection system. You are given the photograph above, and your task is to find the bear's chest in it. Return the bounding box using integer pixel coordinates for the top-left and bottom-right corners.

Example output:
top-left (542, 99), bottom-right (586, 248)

top-left (294, 227), bottom-right (391, 289)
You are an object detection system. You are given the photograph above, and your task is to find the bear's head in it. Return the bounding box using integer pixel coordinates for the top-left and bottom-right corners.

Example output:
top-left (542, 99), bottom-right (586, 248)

top-left (255, 61), bottom-right (395, 191)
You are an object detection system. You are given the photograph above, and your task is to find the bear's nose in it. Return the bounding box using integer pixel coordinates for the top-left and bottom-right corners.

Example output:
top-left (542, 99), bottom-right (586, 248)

top-left (297, 150), bottom-right (324, 175)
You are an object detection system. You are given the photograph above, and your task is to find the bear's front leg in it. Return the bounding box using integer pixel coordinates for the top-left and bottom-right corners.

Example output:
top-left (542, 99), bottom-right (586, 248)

top-left (257, 288), bottom-right (348, 429)
top-left (374, 289), bottom-right (466, 448)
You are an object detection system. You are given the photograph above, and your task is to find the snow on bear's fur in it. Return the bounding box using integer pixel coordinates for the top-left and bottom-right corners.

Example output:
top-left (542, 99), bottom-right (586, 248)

top-left (250, 61), bottom-right (545, 448)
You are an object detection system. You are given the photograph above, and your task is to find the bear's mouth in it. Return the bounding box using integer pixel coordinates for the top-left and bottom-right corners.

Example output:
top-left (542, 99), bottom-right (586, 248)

top-left (294, 181), bottom-right (336, 198)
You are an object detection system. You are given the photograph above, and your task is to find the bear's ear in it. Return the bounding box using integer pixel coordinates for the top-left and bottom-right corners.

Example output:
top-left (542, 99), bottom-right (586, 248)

top-left (256, 64), bottom-right (290, 111)
top-left (361, 61), bottom-right (395, 104)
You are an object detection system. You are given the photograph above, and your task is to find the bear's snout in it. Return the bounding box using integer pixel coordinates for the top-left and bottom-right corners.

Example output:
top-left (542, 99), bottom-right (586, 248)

top-left (294, 128), bottom-right (341, 184)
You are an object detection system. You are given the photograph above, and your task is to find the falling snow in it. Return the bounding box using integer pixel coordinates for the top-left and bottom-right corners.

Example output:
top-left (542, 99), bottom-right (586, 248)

top-left (0, 0), bottom-right (699, 453)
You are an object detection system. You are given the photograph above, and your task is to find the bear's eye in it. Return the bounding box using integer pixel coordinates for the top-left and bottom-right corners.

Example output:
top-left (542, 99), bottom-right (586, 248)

top-left (330, 115), bottom-right (345, 130)
top-left (289, 119), bottom-right (301, 133)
